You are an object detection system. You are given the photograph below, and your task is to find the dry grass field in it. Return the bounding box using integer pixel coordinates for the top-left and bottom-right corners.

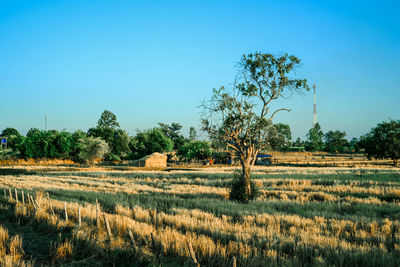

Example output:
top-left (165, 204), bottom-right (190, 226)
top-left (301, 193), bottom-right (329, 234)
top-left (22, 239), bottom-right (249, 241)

top-left (0, 165), bottom-right (400, 266)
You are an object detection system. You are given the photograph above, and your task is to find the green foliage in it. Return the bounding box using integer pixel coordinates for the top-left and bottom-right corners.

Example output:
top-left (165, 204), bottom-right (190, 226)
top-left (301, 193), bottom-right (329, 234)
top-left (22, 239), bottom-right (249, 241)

top-left (177, 140), bottom-right (212, 161)
top-left (22, 130), bottom-right (49, 158)
top-left (306, 123), bottom-right (324, 151)
top-left (106, 129), bottom-right (130, 161)
top-left (17, 129), bottom-right (74, 159)
top-left (9, 126), bottom-right (119, 162)
top-left (212, 151), bottom-right (232, 164)
top-left (11, 129), bottom-right (86, 160)
top-left (349, 137), bottom-right (360, 152)
top-left (70, 130), bottom-right (87, 162)
top-left (203, 52), bottom-right (309, 202)
top-left (229, 170), bottom-right (260, 202)
top-left (360, 119), bottom-right (400, 166)
top-left (89, 111), bottom-right (130, 160)
top-left (267, 123), bottom-right (292, 151)
top-left (157, 122), bottom-right (185, 149)
top-left (292, 137), bottom-right (305, 147)
top-left (78, 136), bottom-right (109, 165)
top-left (97, 110), bottom-right (120, 129)
top-left (13, 135), bottom-right (26, 156)
top-left (53, 131), bottom-right (73, 158)
top-left (290, 137), bottom-right (306, 152)
top-left (1, 128), bottom-right (21, 152)
top-left (130, 128), bottom-right (173, 159)
top-left (87, 126), bottom-right (113, 141)
top-left (105, 153), bottom-right (121, 161)
top-left (26, 128), bottom-right (40, 138)
top-left (1, 127), bottom-right (20, 137)
top-left (324, 130), bottom-right (348, 153)
top-left (0, 127), bottom-right (21, 149)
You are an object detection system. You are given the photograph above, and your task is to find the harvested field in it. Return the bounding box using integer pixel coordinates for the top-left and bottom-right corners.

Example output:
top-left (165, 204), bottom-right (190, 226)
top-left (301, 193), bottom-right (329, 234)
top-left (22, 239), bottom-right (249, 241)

top-left (0, 167), bottom-right (400, 266)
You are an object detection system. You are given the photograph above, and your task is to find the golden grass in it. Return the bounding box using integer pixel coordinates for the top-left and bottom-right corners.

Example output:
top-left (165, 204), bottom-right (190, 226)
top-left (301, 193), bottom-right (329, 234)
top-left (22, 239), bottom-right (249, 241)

top-left (0, 225), bottom-right (33, 267)
top-left (55, 239), bottom-right (73, 260)
top-left (2, 171), bottom-right (400, 208)
top-left (6, 190), bottom-right (399, 265)
top-left (1, 167), bottom-right (400, 265)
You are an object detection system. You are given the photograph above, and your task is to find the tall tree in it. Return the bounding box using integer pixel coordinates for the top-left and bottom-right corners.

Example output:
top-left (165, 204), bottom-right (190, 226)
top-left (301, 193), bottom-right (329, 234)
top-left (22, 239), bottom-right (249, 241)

top-left (89, 110), bottom-right (129, 160)
top-left (130, 128), bottom-right (174, 159)
top-left (202, 53), bottom-right (309, 202)
top-left (268, 123), bottom-right (292, 151)
top-left (108, 129), bottom-right (131, 160)
top-left (306, 122), bottom-right (324, 151)
top-left (324, 130), bottom-right (348, 152)
top-left (360, 120), bottom-right (400, 166)
top-left (157, 122), bottom-right (185, 149)
top-left (97, 110), bottom-right (120, 129)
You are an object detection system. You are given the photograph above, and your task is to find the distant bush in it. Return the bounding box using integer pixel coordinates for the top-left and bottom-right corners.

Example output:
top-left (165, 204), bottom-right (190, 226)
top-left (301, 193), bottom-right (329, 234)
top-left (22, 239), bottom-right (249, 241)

top-left (177, 140), bottom-right (212, 162)
top-left (78, 136), bottom-right (109, 166)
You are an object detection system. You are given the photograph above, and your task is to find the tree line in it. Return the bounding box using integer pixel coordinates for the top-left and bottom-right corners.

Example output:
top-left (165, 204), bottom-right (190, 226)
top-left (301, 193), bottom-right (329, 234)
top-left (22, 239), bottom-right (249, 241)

top-left (294, 120), bottom-right (400, 167)
top-left (0, 110), bottom-right (210, 165)
top-left (1, 110), bottom-right (399, 166)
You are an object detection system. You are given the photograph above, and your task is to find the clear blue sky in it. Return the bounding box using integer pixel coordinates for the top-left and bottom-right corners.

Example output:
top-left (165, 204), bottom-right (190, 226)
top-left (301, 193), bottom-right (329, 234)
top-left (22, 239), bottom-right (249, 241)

top-left (1, 0), bottom-right (399, 140)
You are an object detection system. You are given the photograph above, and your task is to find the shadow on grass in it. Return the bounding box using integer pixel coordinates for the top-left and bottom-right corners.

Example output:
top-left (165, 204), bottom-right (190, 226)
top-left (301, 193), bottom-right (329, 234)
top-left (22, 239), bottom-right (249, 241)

top-left (0, 198), bottom-right (151, 266)
top-left (41, 188), bottom-right (400, 221)
top-left (0, 168), bottom-right (36, 175)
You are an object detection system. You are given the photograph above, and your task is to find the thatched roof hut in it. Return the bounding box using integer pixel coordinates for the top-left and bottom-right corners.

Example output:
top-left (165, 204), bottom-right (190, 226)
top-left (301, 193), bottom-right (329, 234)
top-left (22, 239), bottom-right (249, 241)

top-left (134, 152), bottom-right (167, 168)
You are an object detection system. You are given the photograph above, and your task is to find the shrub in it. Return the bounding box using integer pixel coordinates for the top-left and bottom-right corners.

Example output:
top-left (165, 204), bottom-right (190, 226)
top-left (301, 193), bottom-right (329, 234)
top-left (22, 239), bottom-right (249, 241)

top-left (177, 141), bottom-right (212, 162)
top-left (229, 169), bottom-right (260, 202)
top-left (78, 136), bottom-right (109, 166)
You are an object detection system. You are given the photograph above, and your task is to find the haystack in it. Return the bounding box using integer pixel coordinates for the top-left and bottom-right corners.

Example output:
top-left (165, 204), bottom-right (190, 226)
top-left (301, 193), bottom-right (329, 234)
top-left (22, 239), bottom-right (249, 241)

top-left (134, 152), bottom-right (167, 168)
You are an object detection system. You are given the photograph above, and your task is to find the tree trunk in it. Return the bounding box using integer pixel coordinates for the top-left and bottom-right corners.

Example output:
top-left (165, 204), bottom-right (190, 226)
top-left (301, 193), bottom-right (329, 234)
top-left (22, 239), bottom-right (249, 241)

top-left (242, 160), bottom-right (252, 202)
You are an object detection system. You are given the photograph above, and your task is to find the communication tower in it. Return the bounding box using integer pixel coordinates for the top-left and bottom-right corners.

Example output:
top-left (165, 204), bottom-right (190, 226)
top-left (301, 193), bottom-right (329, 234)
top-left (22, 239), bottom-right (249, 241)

top-left (313, 84), bottom-right (317, 127)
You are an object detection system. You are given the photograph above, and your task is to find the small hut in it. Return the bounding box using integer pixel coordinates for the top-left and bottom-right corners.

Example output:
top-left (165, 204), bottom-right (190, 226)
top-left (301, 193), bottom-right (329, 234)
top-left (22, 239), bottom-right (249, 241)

top-left (134, 152), bottom-right (167, 168)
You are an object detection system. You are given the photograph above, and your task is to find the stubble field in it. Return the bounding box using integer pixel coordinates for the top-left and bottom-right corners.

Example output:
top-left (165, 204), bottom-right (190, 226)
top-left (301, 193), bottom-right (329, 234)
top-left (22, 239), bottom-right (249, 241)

top-left (0, 166), bottom-right (400, 266)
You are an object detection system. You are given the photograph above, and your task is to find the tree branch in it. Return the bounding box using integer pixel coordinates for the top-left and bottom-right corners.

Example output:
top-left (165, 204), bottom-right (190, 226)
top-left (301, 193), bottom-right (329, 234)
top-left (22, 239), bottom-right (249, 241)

top-left (268, 108), bottom-right (291, 121)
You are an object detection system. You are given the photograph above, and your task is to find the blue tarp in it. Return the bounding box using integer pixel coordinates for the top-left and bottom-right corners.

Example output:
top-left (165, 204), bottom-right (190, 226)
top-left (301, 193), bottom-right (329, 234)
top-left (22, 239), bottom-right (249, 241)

top-left (257, 154), bottom-right (271, 158)
top-left (0, 138), bottom-right (6, 144)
